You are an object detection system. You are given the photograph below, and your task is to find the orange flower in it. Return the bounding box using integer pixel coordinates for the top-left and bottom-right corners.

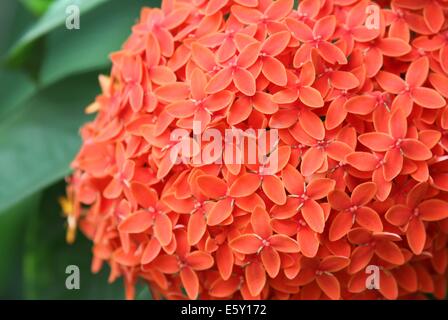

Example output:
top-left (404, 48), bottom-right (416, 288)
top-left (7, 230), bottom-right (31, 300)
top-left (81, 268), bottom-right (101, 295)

top-left (287, 15), bottom-right (347, 66)
top-left (329, 182), bottom-right (382, 241)
top-left (230, 206), bottom-right (300, 294)
top-left (385, 182), bottom-right (448, 254)
top-left (296, 255), bottom-right (350, 300)
top-left (394, 0), bottom-right (445, 33)
top-left (376, 57), bottom-right (445, 115)
top-left (358, 109), bottom-right (432, 181)
top-left (347, 228), bottom-right (404, 274)
top-left (65, 0), bottom-right (448, 300)
top-left (163, 68), bottom-right (234, 130)
top-left (205, 42), bottom-right (260, 96)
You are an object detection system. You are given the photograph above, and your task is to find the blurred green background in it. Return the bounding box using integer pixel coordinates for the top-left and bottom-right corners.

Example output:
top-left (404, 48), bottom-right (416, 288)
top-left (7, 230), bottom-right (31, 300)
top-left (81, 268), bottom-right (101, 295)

top-left (0, 0), bottom-right (158, 299)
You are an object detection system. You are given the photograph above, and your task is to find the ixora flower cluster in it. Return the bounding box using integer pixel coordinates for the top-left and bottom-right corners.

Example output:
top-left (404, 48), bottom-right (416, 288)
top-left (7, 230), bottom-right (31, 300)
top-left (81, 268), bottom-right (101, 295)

top-left (65, 0), bottom-right (448, 300)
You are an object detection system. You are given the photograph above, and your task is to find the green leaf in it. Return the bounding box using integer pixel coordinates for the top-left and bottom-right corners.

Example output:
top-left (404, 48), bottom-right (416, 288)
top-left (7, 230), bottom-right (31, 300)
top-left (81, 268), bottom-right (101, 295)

top-left (0, 69), bottom-right (36, 118)
top-left (4, 37), bottom-right (46, 80)
top-left (20, 0), bottom-right (54, 16)
top-left (136, 283), bottom-right (153, 300)
top-left (1, 1), bottom-right (44, 79)
top-left (0, 0), bottom-right (37, 58)
top-left (0, 71), bottom-right (102, 213)
top-left (40, 0), bottom-right (158, 85)
top-left (0, 192), bottom-right (42, 299)
top-left (23, 181), bottom-right (125, 299)
top-left (10, 0), bottom-right (110, 56)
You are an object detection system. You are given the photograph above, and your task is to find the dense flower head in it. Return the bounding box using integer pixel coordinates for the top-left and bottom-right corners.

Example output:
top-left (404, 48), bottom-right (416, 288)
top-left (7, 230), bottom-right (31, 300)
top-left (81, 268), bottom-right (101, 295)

top-left (66, 0), bottom-right (448, 300)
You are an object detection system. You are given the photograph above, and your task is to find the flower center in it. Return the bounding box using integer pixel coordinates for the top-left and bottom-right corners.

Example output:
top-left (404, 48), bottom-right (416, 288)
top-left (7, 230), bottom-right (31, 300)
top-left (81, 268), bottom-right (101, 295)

top-left (394, 138), bottom-right (403, 149)
top-left (299, 193), bottom-right (309, 202)
top-left (316, 140), bottom-right (329, 149)
top-left (261, 239), bottom-right (270, 247)
top-left (312, 35), bottom-right (322, 47)
top-left (191, 98), bottom-right (204, 106)
top-left (413, 208), bottom-right (420, 217)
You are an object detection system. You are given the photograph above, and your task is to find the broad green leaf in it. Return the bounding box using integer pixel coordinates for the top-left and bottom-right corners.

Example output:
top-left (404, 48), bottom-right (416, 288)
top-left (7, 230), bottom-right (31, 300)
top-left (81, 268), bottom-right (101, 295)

top-left (0, 71), bottom-right (102, 213)
top-left (0, 0), bottom-right (19, 56)
top-left (0, 192), bottom-right (42, 299)
top-left (2, 1), bottom-right (46, 78)
top-left (0, 69), bottom-right (36, 118)
top-left (40, 0), bottom-right (158, 85)
top-left (0, 0), bottom-right (36, 58)
top-left (136, 284), bottom-right (153, 300)
top-left (20, 0), bottom-right (54, 16)
top-left (24, 181), bottom-right (124, 299)
top-left (5, 37), bottom-right (46, 81)
top-left (10, 0), bottom-right (109, 55)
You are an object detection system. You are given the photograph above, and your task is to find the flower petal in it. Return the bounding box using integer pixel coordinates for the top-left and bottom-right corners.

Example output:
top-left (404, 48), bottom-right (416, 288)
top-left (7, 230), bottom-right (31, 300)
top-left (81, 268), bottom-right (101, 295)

top-left (230, 234), bottom-right (262, 254)
top-left (298, 228), bottom-right (319, 258)
top-left (262, 175), bottom-right (287, 205)
top-left (228, 173), bottom-right (260, 197)
top-left (118, 211), bottom-right (152, 233)
top-left (301, 147), bottom-right (325, 176)
top-left (205, 68), bottom-right (233, 94)
top-left (154, 214), bottom-right (173, 246)
top-left (329, 211), bottom-right (353, 241)
top-left (355, 207), bottom-right (383, 232)
top-left (412, 87), bottom-right (445, 109)
top-left (270, 234), bottom-right (300, 253)
top-left (345, 152), bottom-right (378, 171)
top-left (299, 86), bottom-right (324, 108)
top-left (375, 241), bottom-right (405, 265)
top-left (261, 246), bottom-right (281, 278)
top-left (376, 71), bottom-right (406, 94)
top-left (306, 178), bottom-right (336, 200)
top-left (141, 237), bottom-right (161, 264)
top-left (407, 218), bottom-right (426, 255)
top-left (358, 132), bottom-right (394, 151)
top-left (188, 212), bottom-right (207, 245)
top-left (262, 56), bottom-right (288, 86)
top-left (301, 199), bottom-right (325, 233)
top-left (207, 198), bottom-right (233, 226)
top-left (251, 206), bottom-right (273, 239)
top-left (351, 182), bottom-right (377, 206)
top-left (383, 148), bottom-right (403, 181)
top-left (286, 18), bottom-right (313, 41)
top-left (245, 262), bottom-right (266, 296)
top-left (180, 267), bottom-right (199, 299)
top-left (316, 273), bottom-right (340, 300)
top-left (377, 38), bottom-right (411, 57)
top-left (234, 68), bottom-right (256, 96)
top-left (216, 244), bottom-right (234, 280)
top-left (186, 251), bottom-right (214, 271)
top-left (400, 139), bottom-right (432, 161)
top-left (418, 199), bottom-right (448, 221)
top-left (406, 57), bottom-right (429, 87)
